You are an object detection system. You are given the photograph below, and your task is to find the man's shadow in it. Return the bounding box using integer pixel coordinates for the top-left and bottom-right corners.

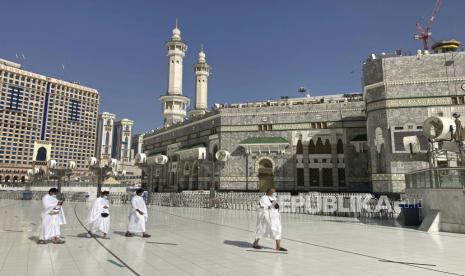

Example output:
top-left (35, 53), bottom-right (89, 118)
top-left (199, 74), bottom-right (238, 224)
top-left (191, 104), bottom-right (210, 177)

top-left (113, 231), bottom-right (127, 237)
top-left (223, 240), bottom-right (273, 249)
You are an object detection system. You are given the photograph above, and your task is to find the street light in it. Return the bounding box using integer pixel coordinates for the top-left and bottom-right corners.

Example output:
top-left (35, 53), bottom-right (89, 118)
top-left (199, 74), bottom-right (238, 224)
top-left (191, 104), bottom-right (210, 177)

top-left (26, 167), bottom-right (42, 191)
top-left (48, 159), bottom-right (76, 196)
top-left (87, 157), bottom-right (118, 198)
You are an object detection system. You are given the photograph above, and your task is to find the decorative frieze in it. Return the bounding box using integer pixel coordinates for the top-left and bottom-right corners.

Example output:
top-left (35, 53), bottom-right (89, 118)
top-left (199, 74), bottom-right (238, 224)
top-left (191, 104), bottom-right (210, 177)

top-left (367, 97), bottom-right (452, 112)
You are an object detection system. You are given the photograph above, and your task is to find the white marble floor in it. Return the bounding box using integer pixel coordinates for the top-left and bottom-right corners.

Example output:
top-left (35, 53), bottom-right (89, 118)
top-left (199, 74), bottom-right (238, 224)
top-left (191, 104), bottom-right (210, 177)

top-left (0, 199), bottom-right (464, 276)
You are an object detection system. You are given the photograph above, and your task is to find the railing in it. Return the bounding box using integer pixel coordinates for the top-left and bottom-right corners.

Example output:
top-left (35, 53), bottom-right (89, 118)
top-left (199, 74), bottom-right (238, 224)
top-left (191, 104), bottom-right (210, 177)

top-left (0, 190), bottom-right (89, 202)
top-left (148, 191), bottom-right (398, 219)
top-left (0, 190), bottom-right (398, 219)
top-left (0, 181), bottom-right (131, 189)
top-left (405, 167), bottom-right (465, 189)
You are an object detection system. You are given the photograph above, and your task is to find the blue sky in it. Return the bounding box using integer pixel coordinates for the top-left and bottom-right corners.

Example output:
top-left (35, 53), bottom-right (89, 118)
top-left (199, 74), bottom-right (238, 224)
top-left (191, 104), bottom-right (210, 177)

top-left (1, 0), bottom-right (464, 132)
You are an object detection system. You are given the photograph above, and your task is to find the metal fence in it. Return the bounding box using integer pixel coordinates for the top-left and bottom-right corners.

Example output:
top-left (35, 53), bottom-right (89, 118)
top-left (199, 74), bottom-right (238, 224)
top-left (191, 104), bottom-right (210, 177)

top-left (405, 167), bottom-right (465, 189)
top-left (0, 190), bottom-right (398, 219)
top-left (0, 190), bottom-right (89, 202)
top-left (148, 191), bottom-right (398, 219)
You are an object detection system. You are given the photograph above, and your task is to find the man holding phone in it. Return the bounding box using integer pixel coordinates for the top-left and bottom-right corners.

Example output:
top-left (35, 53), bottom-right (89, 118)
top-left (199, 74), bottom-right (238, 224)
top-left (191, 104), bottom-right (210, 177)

top-left (37, 188), bottom-right (67, 244)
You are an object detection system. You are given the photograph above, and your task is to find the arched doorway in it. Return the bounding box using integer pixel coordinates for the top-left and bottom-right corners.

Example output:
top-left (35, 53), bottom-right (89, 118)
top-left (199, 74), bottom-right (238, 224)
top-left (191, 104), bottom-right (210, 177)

top-left (5, 175), bottom-right (10, 183)
top-left (258, 158), bottom-right (274, 192)
top-left (36, 147), bottom-right (47, 161)
top-left (13, 175), bottom-right (18, 183)
top-left (21, 176), bottom-right (26, 182)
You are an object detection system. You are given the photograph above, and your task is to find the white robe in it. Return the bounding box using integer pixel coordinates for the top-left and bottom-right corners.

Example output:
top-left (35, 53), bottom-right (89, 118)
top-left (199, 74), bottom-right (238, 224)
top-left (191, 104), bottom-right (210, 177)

top-left (39, 194), bottom-right (67, 240)
top-left (255, 195), bottom-right (282, 240)
top-left (86, 197), bottom-right (110, 235)
top-left (127, 195), bottom-right (148, 233)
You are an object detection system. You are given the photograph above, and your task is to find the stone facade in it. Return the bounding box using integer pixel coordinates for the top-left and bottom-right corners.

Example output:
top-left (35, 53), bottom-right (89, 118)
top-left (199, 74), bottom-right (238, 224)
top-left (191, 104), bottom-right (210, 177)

top-left (143, 94), bottom-right (370, 192)
top-left (363, 51), bottom-right (465, 193)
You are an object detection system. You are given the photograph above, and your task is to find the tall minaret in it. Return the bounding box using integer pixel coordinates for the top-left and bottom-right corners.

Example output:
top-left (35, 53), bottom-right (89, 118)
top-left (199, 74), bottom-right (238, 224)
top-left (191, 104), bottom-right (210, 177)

top-left (190, 45), bottom-right (210, 117)
top-left (160, 19), bottom-right (190, 127)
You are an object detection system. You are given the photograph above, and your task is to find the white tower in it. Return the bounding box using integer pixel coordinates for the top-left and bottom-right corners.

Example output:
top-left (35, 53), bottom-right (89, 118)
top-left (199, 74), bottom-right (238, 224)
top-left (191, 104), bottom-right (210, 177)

top-left (160, 20), bottom-right (190, 127)
top-left (95, 112), bottom-right (116, 160)
top-left (190, 45), bottom-right (210, 117)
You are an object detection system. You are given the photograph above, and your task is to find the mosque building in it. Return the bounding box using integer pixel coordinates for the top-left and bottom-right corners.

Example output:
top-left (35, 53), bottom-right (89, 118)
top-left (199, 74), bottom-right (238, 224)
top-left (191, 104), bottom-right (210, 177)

top-left (142, 23), bottom-right (465, 194)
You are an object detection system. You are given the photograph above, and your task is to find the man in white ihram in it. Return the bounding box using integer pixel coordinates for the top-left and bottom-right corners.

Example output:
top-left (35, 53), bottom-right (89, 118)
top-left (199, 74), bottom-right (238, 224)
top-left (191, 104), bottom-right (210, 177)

top-left (125, 189), bottom-right (151, 238)
top-left (86, 191), bottom-right (110, 239)
top-left (252, 187), bottom-right (287, 251)
top-left (37, 188), bottom-right (66, 244)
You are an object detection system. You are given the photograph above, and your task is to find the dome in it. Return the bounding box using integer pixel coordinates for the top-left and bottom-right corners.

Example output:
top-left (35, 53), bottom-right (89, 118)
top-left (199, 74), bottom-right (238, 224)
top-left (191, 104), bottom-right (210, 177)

top-left (198, 51), bottom-right (206, 62)
top-left (171, 27), bottom-right (181, 41)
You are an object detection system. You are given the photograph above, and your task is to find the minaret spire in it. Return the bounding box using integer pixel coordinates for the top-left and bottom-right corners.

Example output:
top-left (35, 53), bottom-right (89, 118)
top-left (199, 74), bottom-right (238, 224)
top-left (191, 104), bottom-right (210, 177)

top-left (159, 20), bottom-right (190, 127)
top-left (190, 45), bottom-right (210, 117)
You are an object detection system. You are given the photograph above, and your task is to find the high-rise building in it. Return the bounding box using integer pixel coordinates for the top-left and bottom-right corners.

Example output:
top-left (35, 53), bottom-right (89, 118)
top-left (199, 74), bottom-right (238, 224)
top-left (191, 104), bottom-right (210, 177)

top-left (112, 119), bottom-right (133, 163)
top-left (95, 112), bottom-right (116, 160)
top-left (0, 58), bottom-right (99, 182)
top-left (131, 133), bottom-right (144, 158)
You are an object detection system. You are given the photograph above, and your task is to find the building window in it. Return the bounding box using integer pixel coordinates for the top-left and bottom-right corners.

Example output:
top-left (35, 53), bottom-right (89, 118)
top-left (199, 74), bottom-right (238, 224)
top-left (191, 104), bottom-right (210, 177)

top-left (7, 86), bottom-right (22, 111)
top-left (324, 139), bottom-right (331, 154)
top-left (308, 139), bottom-right (316, 154)
top-left (297, 168), bottom-right (304, 186)
top-left (315, 138), bottom-right (324, 154)
top-left (69, 100), bottom-right (81, 121)
top-left (309, 168), bottom-right (319, 186)
top-left (258, 124), bottom-right (272, 131)
top-left (338, 168), bottom-right (346, 186)
top-left (322, 168), bottom-right (333, 186)
top-left (336, 139), bottom-right (344, 154)
top-left (296, 140), bottom-right (303, 154)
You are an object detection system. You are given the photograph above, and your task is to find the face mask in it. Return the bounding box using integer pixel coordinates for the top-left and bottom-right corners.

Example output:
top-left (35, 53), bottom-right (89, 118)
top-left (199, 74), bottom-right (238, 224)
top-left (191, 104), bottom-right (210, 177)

top-left (52, 194), bottom-right (57, 198)
top-left (272, 192), bottom-right (277, 198)
top-left (103, 196), bottom-right (108, 199)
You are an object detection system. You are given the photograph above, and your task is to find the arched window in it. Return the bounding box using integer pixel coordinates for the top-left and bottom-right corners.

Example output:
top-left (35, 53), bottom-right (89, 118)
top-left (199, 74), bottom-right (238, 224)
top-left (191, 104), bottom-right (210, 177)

top-left (5, 175), bottom-right (10, 183)
top-left (36, 147), bottom-right (47, 161)
top-left (296, 140), bottom-right (303, 154)
top-left (308, 139), bottom-right (316, 154)
top-left (13, 175), bottom-right (18, 183)
top-left (315, 138), bottom-right (324, 154)
top-left (21, 176), bottom-right (26, 182)
top-left (336, 139), bottom-right (344, 154)
top-left (324, 139), bottom-right (331, 154)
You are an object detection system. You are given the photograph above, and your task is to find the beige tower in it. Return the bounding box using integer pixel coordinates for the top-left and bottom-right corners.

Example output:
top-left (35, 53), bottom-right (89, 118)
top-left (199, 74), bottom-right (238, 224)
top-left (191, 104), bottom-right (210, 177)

top-left (190, 46), bottom-right (210, 117)
top-left (160, 20), bottom-right (190, 127)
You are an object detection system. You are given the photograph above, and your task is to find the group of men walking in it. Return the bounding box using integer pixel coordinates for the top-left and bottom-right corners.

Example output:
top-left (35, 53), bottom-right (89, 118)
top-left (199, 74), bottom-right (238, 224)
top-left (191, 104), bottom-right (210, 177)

top-left (37, 188), bottom-right (150, 244)
top-left (37, 187), bottom-right (286, 252)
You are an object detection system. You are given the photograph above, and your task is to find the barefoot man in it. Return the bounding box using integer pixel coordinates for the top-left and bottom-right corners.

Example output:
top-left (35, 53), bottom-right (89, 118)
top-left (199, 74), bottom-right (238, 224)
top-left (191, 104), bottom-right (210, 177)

top-left (86, 191), bottom-right (110, 238)
top-left (125, 189), bottom-right (151, 238)
top-left (37, 188), bottom-right (66, 244)
top-left (252, 187), bottom-right (287, 251)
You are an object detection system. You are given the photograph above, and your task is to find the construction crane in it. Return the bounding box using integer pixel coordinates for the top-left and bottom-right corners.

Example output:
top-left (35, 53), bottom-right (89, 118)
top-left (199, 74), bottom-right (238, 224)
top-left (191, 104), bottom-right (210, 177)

top-left (415, 0), bottom-right (442, 50)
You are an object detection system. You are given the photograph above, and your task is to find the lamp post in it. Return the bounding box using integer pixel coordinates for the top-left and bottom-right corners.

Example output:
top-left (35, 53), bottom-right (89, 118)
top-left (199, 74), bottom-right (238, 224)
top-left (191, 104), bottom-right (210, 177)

top-left (87, 157), bottom-right (118, 198)
top-left (48, 159), bottom-right (76, 196)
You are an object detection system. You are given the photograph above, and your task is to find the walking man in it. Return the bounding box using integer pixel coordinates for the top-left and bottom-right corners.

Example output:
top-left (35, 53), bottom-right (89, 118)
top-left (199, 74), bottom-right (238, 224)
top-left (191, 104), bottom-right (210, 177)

top-left (86, 191), bottom-right (110, 238)
top-left (126, 189), bottom-right (151, 238)
top-left (252, 187), bottom-right (287, 251)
